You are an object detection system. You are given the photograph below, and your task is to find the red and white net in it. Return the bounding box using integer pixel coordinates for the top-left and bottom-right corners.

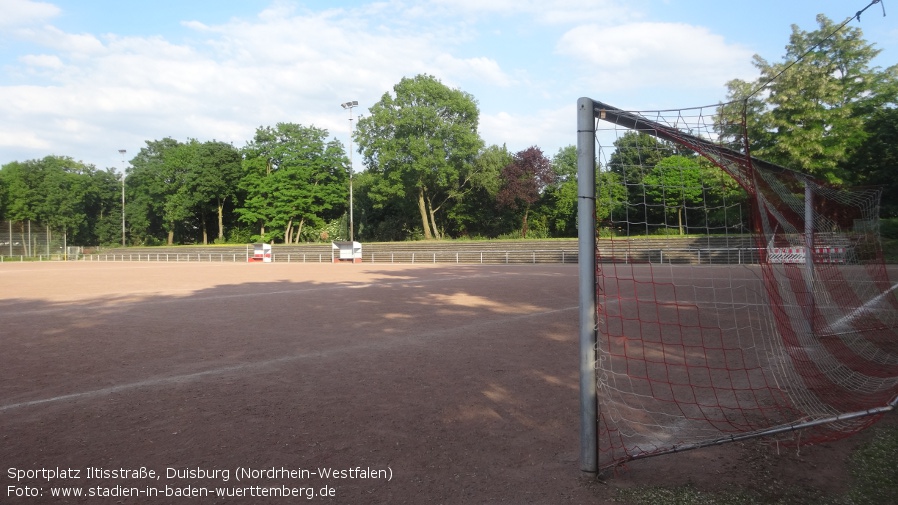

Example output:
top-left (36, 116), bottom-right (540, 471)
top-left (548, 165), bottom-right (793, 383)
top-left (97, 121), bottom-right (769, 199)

top-left (592, 100), bottom-right (898, 468)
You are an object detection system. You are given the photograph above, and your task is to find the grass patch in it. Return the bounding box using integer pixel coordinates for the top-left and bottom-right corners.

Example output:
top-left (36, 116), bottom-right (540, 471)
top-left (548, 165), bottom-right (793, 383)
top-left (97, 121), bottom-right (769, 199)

top-left (614, 485), bottom-right (842, 505)
top-left (847, 424), bottom-right (898, 505)
top-left (612, 423), bottom-right (898, 505)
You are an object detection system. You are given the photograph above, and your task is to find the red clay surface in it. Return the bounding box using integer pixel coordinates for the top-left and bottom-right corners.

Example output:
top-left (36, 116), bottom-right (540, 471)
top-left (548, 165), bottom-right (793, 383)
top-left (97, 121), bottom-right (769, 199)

top-left (0, 262), bottom-right (892, 504)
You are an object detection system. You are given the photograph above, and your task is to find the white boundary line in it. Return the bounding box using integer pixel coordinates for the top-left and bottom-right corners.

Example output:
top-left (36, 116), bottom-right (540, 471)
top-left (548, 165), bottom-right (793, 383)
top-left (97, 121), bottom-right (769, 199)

top-left (826, 281), bottom-right (898, 333)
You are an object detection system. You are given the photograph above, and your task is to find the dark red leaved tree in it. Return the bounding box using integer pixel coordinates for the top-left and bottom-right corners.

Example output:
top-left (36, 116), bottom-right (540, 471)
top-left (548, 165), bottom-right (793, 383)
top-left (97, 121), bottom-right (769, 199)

top-left (496, 146), bottom-right (554, 238)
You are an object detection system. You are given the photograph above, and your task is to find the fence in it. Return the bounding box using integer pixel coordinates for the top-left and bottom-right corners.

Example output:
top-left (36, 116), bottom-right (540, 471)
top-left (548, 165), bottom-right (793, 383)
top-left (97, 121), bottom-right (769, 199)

top-left (79, 249), bottom-right (580, 265)
top-left (0, 220), bottom-right (69, 260)
top-left (71, 247), bottom-right (774, 265)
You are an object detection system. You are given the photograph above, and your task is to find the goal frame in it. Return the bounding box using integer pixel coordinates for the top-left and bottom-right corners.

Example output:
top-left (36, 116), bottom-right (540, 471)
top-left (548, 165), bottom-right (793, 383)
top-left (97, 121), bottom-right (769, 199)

top-left (576, 96), bottom-right (898, 474)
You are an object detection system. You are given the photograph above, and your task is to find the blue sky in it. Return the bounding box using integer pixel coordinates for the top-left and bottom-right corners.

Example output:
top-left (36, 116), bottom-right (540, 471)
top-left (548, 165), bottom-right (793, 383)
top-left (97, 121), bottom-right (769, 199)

top-left (1, 0), bottom-right (894, 171)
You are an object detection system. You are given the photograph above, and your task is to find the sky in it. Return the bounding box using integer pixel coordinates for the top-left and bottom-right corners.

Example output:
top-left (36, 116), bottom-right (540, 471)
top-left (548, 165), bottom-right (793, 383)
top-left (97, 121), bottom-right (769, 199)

top-left (0, 0), bottom-right (895, 172)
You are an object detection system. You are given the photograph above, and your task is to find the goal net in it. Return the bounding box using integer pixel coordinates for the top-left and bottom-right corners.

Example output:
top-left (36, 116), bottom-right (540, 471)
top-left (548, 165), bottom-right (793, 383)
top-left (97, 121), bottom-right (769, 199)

top-left (581, 98), bottom-right (898, 469)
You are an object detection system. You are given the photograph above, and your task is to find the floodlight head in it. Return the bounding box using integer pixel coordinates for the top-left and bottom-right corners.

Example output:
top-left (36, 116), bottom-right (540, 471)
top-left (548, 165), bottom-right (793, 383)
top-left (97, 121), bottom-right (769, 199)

top-left (341, 100), bottom-right (359, 109)
top-left (118, 149), bottom-right (126, 154)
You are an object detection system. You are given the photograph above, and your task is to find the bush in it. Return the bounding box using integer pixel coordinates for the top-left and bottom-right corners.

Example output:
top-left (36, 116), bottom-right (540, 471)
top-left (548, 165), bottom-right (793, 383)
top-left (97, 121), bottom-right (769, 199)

top-left (226, 227), bottom-right (253, 244)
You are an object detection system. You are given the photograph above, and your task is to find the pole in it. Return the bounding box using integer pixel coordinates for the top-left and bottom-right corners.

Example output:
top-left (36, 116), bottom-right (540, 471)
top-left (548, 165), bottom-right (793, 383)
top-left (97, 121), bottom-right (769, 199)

top-left (577, 97), bottom-right (598, 473)
top-left (119, 149), bottom-right (127, 247)
top-left (349, 109), bottom-right (354, 243)
top-left (804, 181), bottom-right (815, 331)
top-left (341, 101), bottom-right (358, 242)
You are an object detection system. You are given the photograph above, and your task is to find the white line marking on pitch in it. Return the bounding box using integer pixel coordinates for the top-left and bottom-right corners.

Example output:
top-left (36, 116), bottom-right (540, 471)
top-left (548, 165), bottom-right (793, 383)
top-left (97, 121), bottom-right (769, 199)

top-left (0, 305), bottom-right (576, 413)
top-left (826, 281), bottom-right (898, 333)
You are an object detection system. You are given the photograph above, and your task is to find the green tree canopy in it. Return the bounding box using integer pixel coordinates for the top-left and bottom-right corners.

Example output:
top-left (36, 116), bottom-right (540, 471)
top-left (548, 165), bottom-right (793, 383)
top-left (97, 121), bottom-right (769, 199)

top-left (127, 138), bottom-right (192, 245)
top-left (186, 140), bottom-right (242, 243)
top-left (0, 156), bottom-right (104, 244)
top-left (643, 155), bottom-right (706, 235)
top-left (355, 74), bottom-right (484, 240)
top-left (238, 123), bottom-right (348, 243)
top-left (723, 14), bottom-right (898, 183)
top-left (846, 107), bottom-right (898, 217)
top-left (444, 144), bottom-right (512, 238)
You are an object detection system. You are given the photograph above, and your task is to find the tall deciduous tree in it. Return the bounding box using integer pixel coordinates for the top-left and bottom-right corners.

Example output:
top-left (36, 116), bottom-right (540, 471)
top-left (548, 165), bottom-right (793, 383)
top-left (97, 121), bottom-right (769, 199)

top-left (724, 14), bottom-right (898, 183)
top-left (83, 168), bottom-right (123, 245)
top-left (445, 144), bottom-right (511, 237)
top-left (127, 138), bottom-right (188, 245)
top-left (497, 146), bottom-right (554, 238)
top-left (186, 140), bottom-right (242, 244)
top-left (643, 155), bottom-right (705, 235)
top-left (238, 123), bottom-right (348, 243)
top-left (0, 156), bottom-right (98, 244)
top-left (355, 74), bottom-right (483, 240)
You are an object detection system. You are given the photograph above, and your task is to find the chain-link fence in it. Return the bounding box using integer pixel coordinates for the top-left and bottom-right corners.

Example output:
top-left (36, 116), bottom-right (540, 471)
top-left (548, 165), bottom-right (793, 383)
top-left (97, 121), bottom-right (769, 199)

top-left (0, 221), bottom-right (71, 260)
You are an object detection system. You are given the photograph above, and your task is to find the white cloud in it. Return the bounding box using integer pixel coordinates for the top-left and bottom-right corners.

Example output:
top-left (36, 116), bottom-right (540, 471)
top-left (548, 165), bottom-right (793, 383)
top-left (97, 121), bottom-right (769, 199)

top-left (433, 54), bottom-right (514, 87)
top-left (427, 0), bottom-right (644, 25)
top-left (19, 53), bottom-right (62, 69)
top-left (556, 22), bottom-right (755, 95)
top-left (480, 105), bottom-right (571, 154)
top-left (0, 0), bottom-right (59, 28)
top-left (0, 1), bottom-right (764, 168)
top-left (0, 2), bottom-right (523, 167)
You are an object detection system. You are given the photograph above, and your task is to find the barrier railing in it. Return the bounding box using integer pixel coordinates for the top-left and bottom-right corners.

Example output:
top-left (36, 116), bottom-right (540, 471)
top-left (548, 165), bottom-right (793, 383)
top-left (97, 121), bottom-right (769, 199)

top-left (59, 247), bottom-right (783, 265)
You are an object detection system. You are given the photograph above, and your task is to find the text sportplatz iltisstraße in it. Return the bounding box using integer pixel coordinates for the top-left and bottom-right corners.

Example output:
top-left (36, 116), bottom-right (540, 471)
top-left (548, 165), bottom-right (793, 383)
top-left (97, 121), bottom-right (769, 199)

top-left (6, 465), bottom-right (392, 500)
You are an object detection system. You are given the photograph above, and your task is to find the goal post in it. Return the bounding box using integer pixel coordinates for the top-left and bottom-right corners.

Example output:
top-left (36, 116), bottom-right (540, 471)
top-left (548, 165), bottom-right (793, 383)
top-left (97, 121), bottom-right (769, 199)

top-left (577, 96), bottom-right (898, 471)
top-left (577, 97), bottom-right (598, 473)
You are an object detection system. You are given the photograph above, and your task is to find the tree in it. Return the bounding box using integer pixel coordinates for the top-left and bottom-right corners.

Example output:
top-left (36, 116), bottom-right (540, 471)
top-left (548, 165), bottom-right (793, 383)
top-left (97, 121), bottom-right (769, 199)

top-left (606, 131), bottom-right (675, 179)
top-left (83, 168), bottom-right (124, 245)
top-left (497, 146), bottom-right (554, 238)
top-left (596, 170), bottom-right (628, 232)
top-left (186, 140), bottom-right (242, 244)
top-left (238, 123), bottom-right (348, 243)
top-left (605, 131), bottom-right (676, 230)
top-left (355, 74), bottom-right (483, 240)
top-left (845, 108), bottom-right (898, 217)
top-left (0, 156), bottom-right (99, 244)
top-left (126, 138), bottom-right (188, 245)
top-left (542, 146), bottom-right (579, 237)
top-left (444, 144), bottom-right (511, 238)
top-left (724, 14), bottom-right (898, 183)
top-left (643, 155), bottom-right (706, 235)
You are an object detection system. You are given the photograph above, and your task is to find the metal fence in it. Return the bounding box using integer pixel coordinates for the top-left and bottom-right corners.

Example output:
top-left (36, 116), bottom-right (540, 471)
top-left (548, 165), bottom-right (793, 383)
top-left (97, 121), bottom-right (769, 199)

top-left (0, 220), bottom-right (69, 260)
top-left (68, 247), bottom-right (774, 265)
top-left (78, 249), bottom-right (581, 265)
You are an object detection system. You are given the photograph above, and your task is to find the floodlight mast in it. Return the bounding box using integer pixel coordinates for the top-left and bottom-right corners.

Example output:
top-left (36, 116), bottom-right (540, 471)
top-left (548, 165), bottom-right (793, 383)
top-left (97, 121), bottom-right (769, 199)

top-left (118, 149), bottom-right (127, 247)
top-left (341, 100), bottom-right (359, 242)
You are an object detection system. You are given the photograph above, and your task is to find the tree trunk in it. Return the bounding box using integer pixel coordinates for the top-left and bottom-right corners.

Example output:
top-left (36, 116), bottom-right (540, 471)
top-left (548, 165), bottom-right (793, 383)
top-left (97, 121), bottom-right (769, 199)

top-left (201, 216), bottom-right (208, 245)
top-left (678, 206), bottom-right (684, 235)
top-left (285, 218), bottom-right (293, 245)
top-left (217, 197), bottom-right (225, 242)
top-left (167, 226), bottom-right (174, 245)
top-left (296, 218), bottom-right (304, 243)
top-left (426, 194), bottom-right (441, 240)
top-left (521, 207), bottom-right (529, 238)
top-left (417, 187), bottom-right (433, 240)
